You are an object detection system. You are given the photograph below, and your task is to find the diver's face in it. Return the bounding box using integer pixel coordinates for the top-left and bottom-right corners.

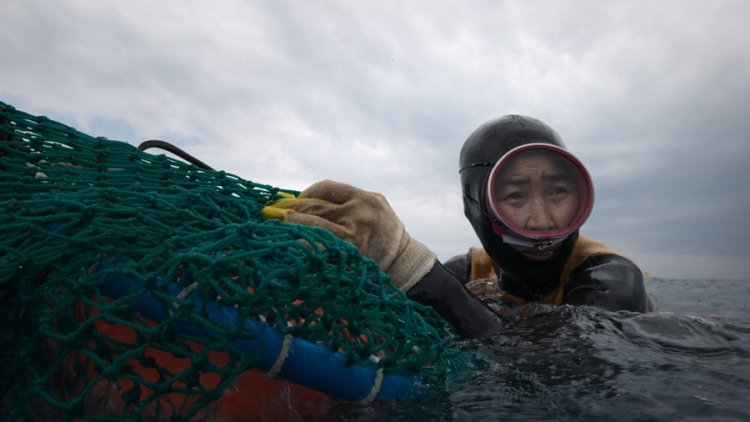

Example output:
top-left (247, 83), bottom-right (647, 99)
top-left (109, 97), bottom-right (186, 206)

top-left (493, 152), bottom-right (580, 260)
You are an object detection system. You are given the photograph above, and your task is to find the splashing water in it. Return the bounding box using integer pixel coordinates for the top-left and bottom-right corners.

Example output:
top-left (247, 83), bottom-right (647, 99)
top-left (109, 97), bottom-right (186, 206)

top-left (345, 278), bottom-right (750, 421)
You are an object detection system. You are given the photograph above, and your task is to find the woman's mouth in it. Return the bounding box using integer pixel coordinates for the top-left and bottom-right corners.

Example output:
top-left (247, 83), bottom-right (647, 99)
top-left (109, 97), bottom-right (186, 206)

top-left (513, 246), bottom-right (558, 261)
top-left (520, 251), bottom-right (554, 261)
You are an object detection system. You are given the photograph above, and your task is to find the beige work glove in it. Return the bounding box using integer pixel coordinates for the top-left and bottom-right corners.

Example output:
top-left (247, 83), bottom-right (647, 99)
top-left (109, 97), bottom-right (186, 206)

top-left (263, 180), bottom-right (436, 291)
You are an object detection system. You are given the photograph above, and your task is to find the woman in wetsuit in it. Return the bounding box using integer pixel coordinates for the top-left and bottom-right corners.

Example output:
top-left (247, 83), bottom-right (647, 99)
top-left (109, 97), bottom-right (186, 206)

top-left (266, 115), bottom-right (651, 339)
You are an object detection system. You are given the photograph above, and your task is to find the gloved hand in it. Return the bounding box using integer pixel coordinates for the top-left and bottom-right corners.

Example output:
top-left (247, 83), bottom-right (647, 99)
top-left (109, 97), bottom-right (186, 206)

top-left (263, 180), bottom-right (436, 291)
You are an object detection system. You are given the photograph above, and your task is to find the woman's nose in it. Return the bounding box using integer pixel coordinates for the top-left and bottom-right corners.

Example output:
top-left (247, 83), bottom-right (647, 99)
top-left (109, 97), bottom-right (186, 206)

top-left (525, 198), bottom-right (555, 231)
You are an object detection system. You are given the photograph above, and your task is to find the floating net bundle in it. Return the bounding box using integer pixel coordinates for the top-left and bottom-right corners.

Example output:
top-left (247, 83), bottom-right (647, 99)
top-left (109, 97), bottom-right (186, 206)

top-left (0, 101), bottom-right (470, 420)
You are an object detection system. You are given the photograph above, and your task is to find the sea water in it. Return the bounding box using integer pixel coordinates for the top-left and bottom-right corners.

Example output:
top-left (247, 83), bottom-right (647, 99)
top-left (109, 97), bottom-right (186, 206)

top-left (351, 278), bottom-right (750, 421)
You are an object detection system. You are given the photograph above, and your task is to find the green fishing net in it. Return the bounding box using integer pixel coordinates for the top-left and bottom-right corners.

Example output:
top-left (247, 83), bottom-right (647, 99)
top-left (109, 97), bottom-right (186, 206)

top-left (0, 101), bottom-right (470, 420)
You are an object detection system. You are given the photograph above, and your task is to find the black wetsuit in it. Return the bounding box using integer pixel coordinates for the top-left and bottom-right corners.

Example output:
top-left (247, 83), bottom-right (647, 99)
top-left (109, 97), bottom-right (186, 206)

top-left (406, 237), bottom-right (651, 339)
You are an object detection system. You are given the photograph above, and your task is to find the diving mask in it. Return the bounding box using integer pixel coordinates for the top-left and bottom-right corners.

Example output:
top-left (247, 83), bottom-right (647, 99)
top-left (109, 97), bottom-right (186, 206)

top-left (485, 143), bottom-right (594, 251)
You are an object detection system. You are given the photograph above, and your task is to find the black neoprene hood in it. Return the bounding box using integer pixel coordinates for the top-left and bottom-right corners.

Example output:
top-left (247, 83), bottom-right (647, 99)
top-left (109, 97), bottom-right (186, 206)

top-left (458, 115), bottom-right (579, 298)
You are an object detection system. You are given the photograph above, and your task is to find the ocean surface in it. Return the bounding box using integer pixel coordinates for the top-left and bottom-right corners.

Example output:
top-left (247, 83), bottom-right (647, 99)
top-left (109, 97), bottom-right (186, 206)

top-left (352, 278), bottom-right (750, 421)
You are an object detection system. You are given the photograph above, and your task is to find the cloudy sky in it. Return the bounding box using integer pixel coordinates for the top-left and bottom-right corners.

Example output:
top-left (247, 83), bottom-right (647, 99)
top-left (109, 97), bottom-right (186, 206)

top-left (3, 0), bottom-right (749, 280)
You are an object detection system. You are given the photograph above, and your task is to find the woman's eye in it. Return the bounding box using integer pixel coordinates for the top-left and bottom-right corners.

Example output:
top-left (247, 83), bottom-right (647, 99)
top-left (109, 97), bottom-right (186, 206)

top-left (502, 191), bottom-right (525, 202)
top-left (549, 185), bottom-right (572, 199)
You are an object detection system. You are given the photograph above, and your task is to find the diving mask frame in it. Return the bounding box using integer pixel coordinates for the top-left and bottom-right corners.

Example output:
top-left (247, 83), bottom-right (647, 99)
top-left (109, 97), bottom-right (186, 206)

top-left (484, 143), bottom-right (594, 251)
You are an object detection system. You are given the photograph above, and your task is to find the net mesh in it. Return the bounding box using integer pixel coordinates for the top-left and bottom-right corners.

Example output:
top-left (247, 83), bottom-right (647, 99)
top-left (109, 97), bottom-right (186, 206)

top-left (0, 101), bottom-right (470, 420)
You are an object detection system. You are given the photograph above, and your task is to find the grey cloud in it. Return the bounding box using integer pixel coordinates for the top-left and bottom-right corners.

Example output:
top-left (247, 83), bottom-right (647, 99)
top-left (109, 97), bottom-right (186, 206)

top-left (3, 0), bottom-right (750, 278)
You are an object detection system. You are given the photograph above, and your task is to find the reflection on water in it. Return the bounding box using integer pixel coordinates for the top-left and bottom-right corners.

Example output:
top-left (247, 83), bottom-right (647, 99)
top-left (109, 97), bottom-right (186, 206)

top-left (349, 278), bottom-right (750, 421)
